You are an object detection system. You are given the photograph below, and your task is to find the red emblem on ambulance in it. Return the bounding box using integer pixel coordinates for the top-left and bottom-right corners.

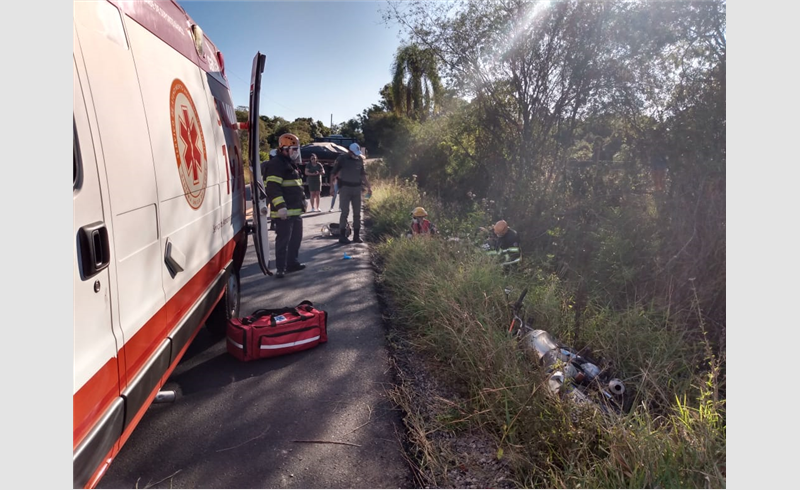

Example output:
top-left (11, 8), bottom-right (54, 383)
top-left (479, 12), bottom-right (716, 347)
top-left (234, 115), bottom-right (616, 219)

top-left (170, 79), bottom-right (207, 209)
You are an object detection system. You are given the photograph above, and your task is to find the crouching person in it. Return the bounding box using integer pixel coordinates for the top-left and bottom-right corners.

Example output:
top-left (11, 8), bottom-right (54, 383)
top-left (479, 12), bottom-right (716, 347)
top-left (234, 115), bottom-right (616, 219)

top-left (486, 220), bottom-right (521, 269)
top-left (407, 207), bottom-right (437, 238)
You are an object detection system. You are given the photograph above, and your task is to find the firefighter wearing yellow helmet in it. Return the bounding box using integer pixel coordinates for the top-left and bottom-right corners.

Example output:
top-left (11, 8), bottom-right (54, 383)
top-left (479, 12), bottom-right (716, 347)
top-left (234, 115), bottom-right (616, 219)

top-left (486, 219), bottom-right (521, 267)
top-left (409, 206), bottom-right (437, 236)
top-left (263, 133), bottom-right (306, 278)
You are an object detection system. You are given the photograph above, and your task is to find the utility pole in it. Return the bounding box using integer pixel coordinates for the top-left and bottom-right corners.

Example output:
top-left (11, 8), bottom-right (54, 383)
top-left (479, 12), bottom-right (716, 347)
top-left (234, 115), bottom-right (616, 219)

top-left (330, 114), bottom-right (333, 131)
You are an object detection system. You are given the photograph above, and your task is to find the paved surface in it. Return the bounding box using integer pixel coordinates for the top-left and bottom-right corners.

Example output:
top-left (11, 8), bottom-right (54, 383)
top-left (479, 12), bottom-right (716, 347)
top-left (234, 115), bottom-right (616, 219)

top-left (98, 193), bottom-right (412, 489)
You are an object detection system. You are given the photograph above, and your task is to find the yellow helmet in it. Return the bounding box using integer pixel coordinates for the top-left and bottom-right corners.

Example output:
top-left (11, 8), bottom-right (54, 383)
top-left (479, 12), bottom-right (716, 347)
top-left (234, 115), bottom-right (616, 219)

top-left (412, 207), bottom-right (428, 218)
top-left (278, 133), bottom-right (300, 149)
top-left (493, 220), bottom-right (508, 236)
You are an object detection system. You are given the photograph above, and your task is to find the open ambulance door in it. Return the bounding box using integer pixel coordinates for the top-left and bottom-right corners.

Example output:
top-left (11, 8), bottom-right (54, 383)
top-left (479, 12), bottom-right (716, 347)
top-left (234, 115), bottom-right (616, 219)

top-left (248, 52), bottom-right (271, 275)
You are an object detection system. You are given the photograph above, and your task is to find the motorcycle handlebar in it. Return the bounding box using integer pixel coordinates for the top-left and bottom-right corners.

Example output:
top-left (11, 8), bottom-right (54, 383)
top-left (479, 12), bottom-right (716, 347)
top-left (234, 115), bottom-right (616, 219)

top-left (512, 288), bottom-right (529, 312)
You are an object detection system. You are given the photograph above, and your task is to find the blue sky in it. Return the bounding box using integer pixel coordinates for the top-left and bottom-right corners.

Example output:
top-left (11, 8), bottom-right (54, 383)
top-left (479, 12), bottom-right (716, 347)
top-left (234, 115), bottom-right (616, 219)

top-left (181, 1), bottom-right (405, 126)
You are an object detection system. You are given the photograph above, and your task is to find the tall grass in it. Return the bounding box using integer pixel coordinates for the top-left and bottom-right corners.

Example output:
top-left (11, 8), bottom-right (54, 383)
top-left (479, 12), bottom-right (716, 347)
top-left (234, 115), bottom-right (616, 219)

top-left (365, 174), bottom-right (489, 242)
top-left (370, 180), bottom-right (725, 488)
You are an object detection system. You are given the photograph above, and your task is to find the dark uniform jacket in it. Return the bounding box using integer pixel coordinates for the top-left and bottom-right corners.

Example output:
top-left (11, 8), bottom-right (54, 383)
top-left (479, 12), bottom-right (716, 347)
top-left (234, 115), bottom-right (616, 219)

top-left (488, 228), bottom-right (521, 265)
top-left (263, 155), bottom-right (305, 218)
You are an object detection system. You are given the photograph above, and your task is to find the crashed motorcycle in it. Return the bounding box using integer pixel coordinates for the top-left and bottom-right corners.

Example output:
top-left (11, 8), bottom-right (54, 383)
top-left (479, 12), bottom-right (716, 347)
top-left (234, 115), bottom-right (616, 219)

top-left (506, 287), bottom-right (626, 414)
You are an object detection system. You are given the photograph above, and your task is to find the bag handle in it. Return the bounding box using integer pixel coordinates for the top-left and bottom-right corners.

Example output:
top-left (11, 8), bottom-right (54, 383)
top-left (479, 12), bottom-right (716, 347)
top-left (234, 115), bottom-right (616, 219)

top-left (243, 303), bottom-right (315, 325)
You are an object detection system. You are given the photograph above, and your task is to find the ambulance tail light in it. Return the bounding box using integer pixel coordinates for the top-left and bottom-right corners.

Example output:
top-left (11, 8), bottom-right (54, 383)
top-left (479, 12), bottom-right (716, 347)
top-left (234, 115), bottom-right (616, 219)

top-left (217, 51), bottom-right (226, 79)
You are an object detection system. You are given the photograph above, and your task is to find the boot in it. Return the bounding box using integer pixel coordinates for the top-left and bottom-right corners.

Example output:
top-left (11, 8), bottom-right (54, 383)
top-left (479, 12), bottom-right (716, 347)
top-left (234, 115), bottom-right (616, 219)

top-left (352, 228), bottom-right (363, 243)
top-left (338, 230), bottom-right (351, 245)
top-left (286, 263), bottom-right (306, 273)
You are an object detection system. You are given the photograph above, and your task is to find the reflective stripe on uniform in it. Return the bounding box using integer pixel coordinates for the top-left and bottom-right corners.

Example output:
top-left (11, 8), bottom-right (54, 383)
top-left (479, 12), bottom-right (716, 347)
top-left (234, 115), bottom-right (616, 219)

top-left (281, 179), bottom-right (303, 187)
top-left (270, 208), bottom-right (303, 218)
top-left (266, 175), bottom-right (284, 185)
top-left (272, 196), bottom-right (285, 206)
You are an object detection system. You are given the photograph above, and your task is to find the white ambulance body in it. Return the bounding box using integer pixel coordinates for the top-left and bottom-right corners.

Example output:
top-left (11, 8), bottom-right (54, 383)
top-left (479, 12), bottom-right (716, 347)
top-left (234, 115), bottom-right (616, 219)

top-left (73, 1), bottom-right (268, 487)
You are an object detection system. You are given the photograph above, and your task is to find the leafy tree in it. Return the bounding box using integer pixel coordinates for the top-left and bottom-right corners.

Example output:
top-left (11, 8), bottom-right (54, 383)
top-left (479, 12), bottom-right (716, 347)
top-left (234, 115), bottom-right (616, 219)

top-left (378, 83), bottom-right (395, 112)
top-left (391, 44), bottom-right (444, 121)
top-left (361, 111), bottom-right (415, 159)
top-left (309, 120), bottom-right (332, 138)
top-left (379, 0), bottom-right (726, 342)
top-left (236, 107), bottom-right (269, 168)
top-left (339, 118), bottom-right (364, 145)
top-left (266, 118), bottom-right (318, 147)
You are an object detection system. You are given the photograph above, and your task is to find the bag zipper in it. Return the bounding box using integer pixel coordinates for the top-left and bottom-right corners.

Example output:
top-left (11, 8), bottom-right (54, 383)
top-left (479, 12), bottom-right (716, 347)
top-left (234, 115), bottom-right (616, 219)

top-left (259, 325), bottom-right (318, 338)
top-left (250, 315), bottom-right (311, 327)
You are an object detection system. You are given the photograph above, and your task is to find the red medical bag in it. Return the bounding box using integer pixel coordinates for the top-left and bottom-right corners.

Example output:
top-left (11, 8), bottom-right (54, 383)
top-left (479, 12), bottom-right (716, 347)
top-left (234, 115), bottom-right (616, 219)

top-left (227, 300), bottom-right (328, 361)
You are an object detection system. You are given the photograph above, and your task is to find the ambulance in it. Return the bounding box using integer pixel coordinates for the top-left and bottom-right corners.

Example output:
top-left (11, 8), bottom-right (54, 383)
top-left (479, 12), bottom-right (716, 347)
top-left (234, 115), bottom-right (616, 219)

top-left (73, 1), bottom-right (270, 487)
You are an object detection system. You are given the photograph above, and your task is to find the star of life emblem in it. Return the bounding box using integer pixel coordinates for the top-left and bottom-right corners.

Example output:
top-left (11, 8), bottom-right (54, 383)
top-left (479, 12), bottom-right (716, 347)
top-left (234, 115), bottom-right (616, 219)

top-left (170, 79), bottom-right (207, 209)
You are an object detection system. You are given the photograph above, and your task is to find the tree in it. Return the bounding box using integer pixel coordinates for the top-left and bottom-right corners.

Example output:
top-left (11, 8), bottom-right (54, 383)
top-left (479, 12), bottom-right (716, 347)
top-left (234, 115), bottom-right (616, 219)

top-left (339, 118), bottom-right (365, 146)
top-left (266, 118), bottom-right (318, 148)
top-left (361, 111), bottom-right (416, 162)
top-left (380, 0), bottom-right (726, 338)
top-left (378, 83), bottom-right (395, 112)
top-left (385, 0), bottom-right (620, 192)
top-left (237, 107), bottom-right (269, 166)
top-left (391, 44), bottom-right (444, 121)
top-left (310, 120), bottom-right (332, 139)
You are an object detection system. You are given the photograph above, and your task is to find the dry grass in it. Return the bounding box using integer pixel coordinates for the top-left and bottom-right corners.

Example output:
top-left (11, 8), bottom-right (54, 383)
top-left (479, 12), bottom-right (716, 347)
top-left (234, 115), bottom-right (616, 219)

top-left (370, 180), bottom-right (726, 489)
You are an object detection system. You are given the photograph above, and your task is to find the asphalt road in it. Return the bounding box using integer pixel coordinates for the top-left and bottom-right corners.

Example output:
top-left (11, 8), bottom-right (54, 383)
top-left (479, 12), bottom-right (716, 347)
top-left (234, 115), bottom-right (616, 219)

top-left (97, 192), bottom-right (412, 489)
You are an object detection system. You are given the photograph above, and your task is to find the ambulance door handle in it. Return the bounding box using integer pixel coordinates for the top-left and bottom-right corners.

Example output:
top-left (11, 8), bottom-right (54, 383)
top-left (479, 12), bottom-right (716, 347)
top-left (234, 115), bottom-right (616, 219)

top-left (79, 222), bottom-right (110, 279)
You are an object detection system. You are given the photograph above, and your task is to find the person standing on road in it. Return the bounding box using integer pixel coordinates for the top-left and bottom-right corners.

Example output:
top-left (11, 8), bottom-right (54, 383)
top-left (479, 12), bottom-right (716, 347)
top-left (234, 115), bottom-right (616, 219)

top-left (264, 133), bottom-right (307, 278)
top-left (305, 154), bottom-right (324, 212)
top-left (331, 142), bottom-right (371, 244)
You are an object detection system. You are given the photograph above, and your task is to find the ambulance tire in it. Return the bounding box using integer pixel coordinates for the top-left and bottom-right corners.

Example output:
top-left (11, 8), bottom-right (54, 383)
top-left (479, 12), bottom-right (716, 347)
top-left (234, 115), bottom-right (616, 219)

top-left (206, 270), bottom-right (241, 337)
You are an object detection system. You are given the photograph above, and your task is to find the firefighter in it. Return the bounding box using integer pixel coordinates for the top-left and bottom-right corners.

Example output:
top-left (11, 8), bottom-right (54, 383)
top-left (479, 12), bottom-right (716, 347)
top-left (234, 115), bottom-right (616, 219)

top-left (486, 220), bottom-right (521, 267)
top-left (264, 133), bottom-right (307, 278)
top-left (408, 207), bottom-right (437, 237)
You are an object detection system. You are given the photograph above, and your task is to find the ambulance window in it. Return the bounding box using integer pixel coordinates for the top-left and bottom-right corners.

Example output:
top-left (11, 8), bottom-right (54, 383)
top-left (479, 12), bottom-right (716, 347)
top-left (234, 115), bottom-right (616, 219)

top-left (73, 118), bottom-right (83, 190)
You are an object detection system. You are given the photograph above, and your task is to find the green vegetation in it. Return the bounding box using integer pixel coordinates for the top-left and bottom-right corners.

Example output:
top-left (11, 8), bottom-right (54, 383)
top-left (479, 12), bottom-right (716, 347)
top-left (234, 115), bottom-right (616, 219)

top-left (369, 181), bottom-right (724, 488)
top-left (366, 0), bottom-right (725, 351)
top-left (233, 0), bottom-right (725, 484)
top-left (391, 44), bottom-right (444, 122)
top-left (363, 0), bottom-right (725, 486)
top-left (234, 108), bottom-right (336, 171)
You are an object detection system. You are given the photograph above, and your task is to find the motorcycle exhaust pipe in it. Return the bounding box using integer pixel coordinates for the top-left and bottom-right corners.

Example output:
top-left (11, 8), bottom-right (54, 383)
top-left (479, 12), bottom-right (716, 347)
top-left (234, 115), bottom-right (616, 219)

top-left (608, 379), bottom-right (625, 396)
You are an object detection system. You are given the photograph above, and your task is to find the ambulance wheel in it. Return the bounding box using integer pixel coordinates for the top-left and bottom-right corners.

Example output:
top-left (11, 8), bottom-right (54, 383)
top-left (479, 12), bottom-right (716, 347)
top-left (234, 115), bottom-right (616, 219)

top-left (206, 270), bottom-right (241, 337)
